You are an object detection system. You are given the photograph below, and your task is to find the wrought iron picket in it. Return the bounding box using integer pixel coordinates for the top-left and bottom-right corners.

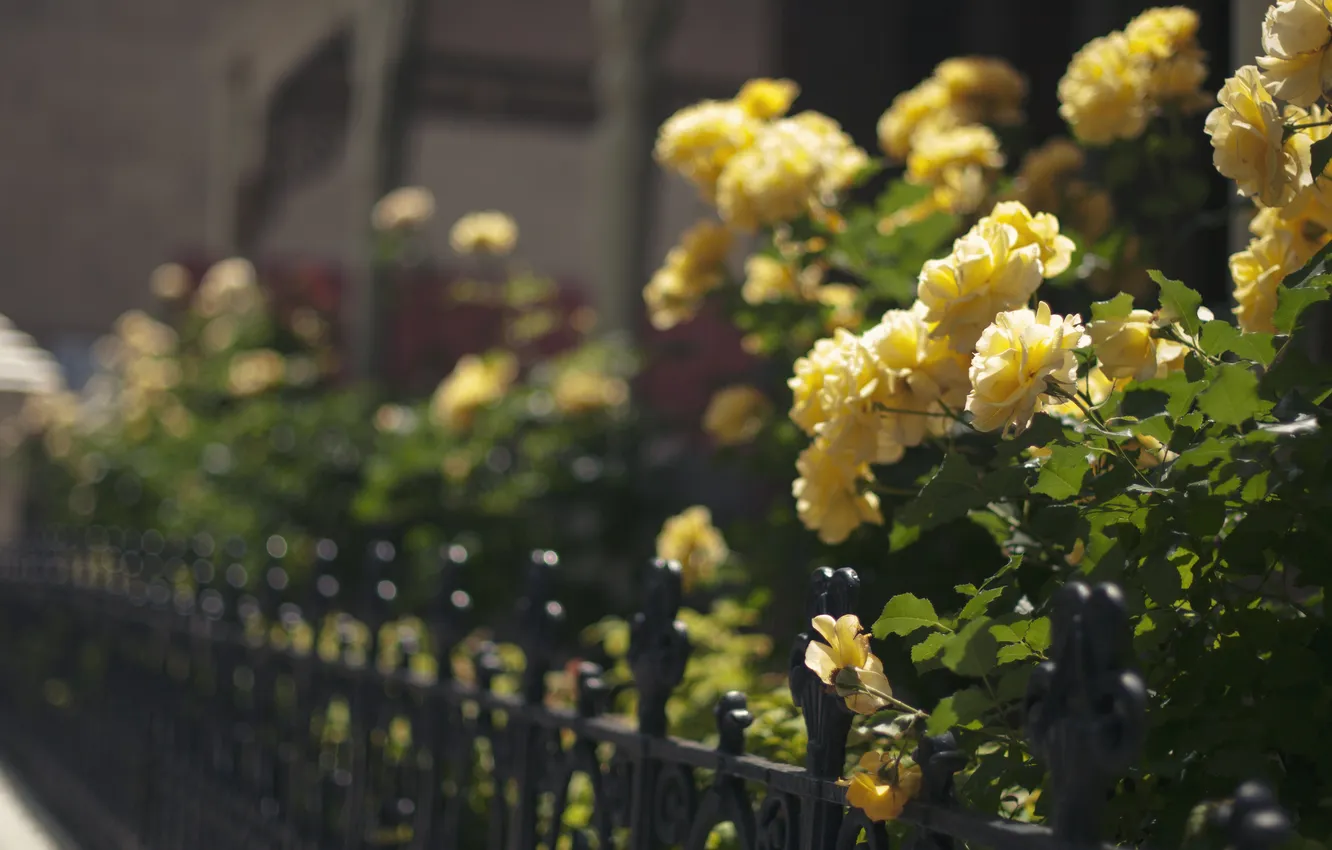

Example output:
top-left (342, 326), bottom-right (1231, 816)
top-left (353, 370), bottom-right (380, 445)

top-left (0, 529), bottom-right (1297, 850)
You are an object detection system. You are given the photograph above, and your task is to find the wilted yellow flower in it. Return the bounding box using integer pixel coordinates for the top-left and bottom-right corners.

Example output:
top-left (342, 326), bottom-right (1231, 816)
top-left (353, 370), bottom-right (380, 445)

top-left (736, 78), bottom-right (799, 119)
top-left (934, 56), bottom-right (1027, 125)
top-left (227, 349), bottom-right (285, 397)
top-left (1257, 0), bottom-right (1332, 107)
top-left (788, 330), bottom-right (896, 463)
top-left (655, 506), bottom-right (728, 592)
top-left (1059, 32), bottom-right (1151, 145)
top-left (843, 753), bottom-right (923, 823)
top-left (805, 613), bottom-right (893, 714)
top-left (449, 211), bottom-right (518, 256)
top-left (194, 258), bottom-right (262, 319)
top-left (1089, 309), bottom-right (1185, 381)
top-left (741, 255), bottom-right (801, 304)
top-left (1206, 66), bottom-right (1313, 207)
top-left (792, 443), bottom-right (883, 544)
top-left (643, 219), bottom-right (733, 330)
top-left (877, 79), bottom-right (957, 161)
top-left (655, 100), bottom-right (760, 199)
top-left (372, 186), bottom-right (435, 231)
top-left (905, 124), bottom-right (1004, 188)
top-left (429, 351), bottom-right (518, 431)
top-left (860, 302), bottom-right (970, 450)
top-left (149, 263), bottom-right (191, 301)
top-left (966, 302), bottom-right (1090, 436)
top-left (716, 112), bottom-right (868, 231)
top-left (1012, 138), bottom-right (1085, 213)
top-left (1231, 230), bottom-right (1303, 333)
top-left (917, 218), bottom-right (1044, 353)
top-left (551, 367), bottom-right (628, 414)
top-left (979, 201), bottom-right (1077, 278)
top-left (703, 385), bottom-right (771, 446)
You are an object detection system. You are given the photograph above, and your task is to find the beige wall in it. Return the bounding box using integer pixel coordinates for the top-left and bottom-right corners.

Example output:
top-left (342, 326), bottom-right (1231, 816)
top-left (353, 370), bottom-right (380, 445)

top-left (0, 0), bottom-right (772, 375)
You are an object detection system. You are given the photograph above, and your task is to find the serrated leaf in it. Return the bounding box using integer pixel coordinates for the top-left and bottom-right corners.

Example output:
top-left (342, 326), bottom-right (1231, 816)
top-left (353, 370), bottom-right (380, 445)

top-left (1273, 274), bottom-right (1332, 334)
top-left (926, 687), bottom-right (993, 735)
top-left (1174, 437), bottom-right (1231, 471)
top-left (1024, 617), bottom-right (1052, 652)
top-left (1199, 320), bottom-right (1276, 365)
top-left (873, 594), bottom-right (940, 638)
top-left (1092, 292), bottom-right (1136, 321)
top-left (898, 453), bottom-right (1027, 530)
top-left (1151, 270), bottom-right (1203, 336)
top-left (997, 643), bottom-right (1034, 664)
top-left (1031, 444), bottom-right (1090, 500)
top-left (955, 583), bottom-right (978, 597)
top-left (889, 522), bottom-right (920, 553)
top-left (911, 631), bottom-right (951, 663)
top-left (1134, 415), bottom-right (1173, 444)
top-left (959, 587), bottom-right (1005, 621)
top-left (1198, 363), bottom-right (1262, 426)
top-left (989, 624), bottom-right (1021, 643)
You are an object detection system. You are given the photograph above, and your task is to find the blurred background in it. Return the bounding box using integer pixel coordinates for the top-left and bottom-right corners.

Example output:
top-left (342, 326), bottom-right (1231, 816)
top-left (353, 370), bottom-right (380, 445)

top-left (1, 0), bottom-right (1253, 386)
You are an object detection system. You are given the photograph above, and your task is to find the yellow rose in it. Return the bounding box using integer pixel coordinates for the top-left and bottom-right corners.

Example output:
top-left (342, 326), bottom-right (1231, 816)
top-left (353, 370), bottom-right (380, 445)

top-left (792, 443), bottom-right (883, 545)
top-left (1058, 32), bottom-right (1151, 145)
top-left (372, 187), bottom-right (435, 232)
top-left (449, 211), bottom-right (518, 256)
top-left (551, 368), bottom-right (628, 415)
top-left (716, 112), bottom-right (867, 231)
top-left (861, 302), bottom-right (970, 450)
top-left (1258, 0), bottom-right (1332, 107)
top-left (655, 506), bottom-right (728, 592)
top-left (643, 219), bottom-right (733, 330)
top-left (805, 615), bottom-right (894, 715)
top-left (917, 218), bottom-right (1045, 353)
top-left (703, 385), bottom-right (771, 446)
top-left (844, 755), bottom-right (922, 823)
top-left (1231, 230), bottom-right (1303, 333)
top-left (736, 78), bottom-right (800, 119)
top-left (429, 351), bottom-right (518, 431)
top-left (1124, 6), bottom-right (1200, 59)
top-left (741, 255), bottom-right (800, 304)
top-left (817, 283), bottom-right (864, 332)
top-left (1088, 308), bottom-right (1184, 381)
top-left (1205, 66), bottom-right (1313, 207)
top-left (1149, 50), bottom-right (1211, 109)
top-left (966, 302), bottom-right (1090, 436)
top-left (227, 349), bottom-right (285, 398)
top-left (788, 329), bottom-right (897, 464)
top-left (655, 100), bottom-right (760, 200)
top-left (978, 201), bottom-right (1077, 278)
top-left (933, 56), bottom-right (1027, 125)
top-left (877, 79), bottom-right (957, 162)
top-left (905, 124), bottom-right (1004, 187)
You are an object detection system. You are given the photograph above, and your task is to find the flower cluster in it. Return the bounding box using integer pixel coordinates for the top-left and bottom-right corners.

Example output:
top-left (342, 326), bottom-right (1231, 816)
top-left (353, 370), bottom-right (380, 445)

top-left (1058, 6), bottom-right (1210, 145)
top-left (429, 351), bottom-right (519, 432)
top-left (877, 57), bottom-right (1025, 219)
top-left (642, 219), bottom-right (733, 330)
top-left (1210, 5), bottom-right (1332, 332)
top-left (655, 505), bottom-right (729, 592)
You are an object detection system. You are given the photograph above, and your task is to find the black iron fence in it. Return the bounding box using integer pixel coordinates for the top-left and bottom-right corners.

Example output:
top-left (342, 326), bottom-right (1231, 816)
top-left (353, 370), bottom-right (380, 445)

top-left (0, 531), bottom-right (1297, 850)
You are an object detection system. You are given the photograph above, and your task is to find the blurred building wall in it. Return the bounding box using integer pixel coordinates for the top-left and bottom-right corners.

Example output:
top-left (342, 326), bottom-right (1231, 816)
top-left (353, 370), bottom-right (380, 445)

top-left (0, 0), bottom-right (773, 378)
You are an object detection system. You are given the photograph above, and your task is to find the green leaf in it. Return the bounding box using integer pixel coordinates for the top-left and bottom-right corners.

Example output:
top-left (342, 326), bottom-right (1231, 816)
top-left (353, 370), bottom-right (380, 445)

top-left (1174, 437), bottom-right (1232, 471)
top-left (1198, 363), bottom-right (1262, 426)
top-left (1024, 617), bottom-right (1052, 652)
top-left (926, 687), bottom-right (993, 735)
top-left (876, 179), bottom-right (934, 215)
top-left (1031, 444), bottom-right (1090, 500)
top-left (941, 616), bottom-right (1000, 677)
top-left (1273, 274), bottom-right (1332, 334)
top-left (873, 594), bottom-right (941, 638)
top-left (1311, 136), bottom-right (1332, 187)
top-left (1091, 292), bottom-right (1136, 321)
top-left (898, 453), bottom-right (1027, 530)
top-left (1199, 320), bottom-right (1276, 365)
top-left (989, 624), bottom-right (1021, 643)
top-left (997, 643), bottom-right (1034, 664)
top-left (1285, 238), bottom-right (1332, 288)
top-left (910, 631), bottom-right (951, 663)
top-left (1151, 270), bottom-right (1203, 337)
top-left (959, 587), bottom-right (1005, 621)
top-left (888, 522), bottom-right (920, 553)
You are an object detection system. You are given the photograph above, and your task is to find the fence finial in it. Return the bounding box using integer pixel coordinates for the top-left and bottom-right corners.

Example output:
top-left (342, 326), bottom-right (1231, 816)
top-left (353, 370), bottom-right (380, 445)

top-left (517, 550), bottom-right (565, 704)
top-left (1208, 781), bottom-right (1292, 850)
top-left (1024, 581), bottom-right (1147, 845)
top-left (628, 559), bottom-right (691, 737)
top-left (790, 566), bottom-right (860, 778)
top-left (715, 691), bottom-right (753, 756)
top-left (431, 544), bottom-right (472, 675)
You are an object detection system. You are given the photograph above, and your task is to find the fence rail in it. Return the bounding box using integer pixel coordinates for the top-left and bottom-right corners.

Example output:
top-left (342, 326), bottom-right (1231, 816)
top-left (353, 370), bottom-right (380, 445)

top-left (0, 531), bottom-right (1297, 850)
